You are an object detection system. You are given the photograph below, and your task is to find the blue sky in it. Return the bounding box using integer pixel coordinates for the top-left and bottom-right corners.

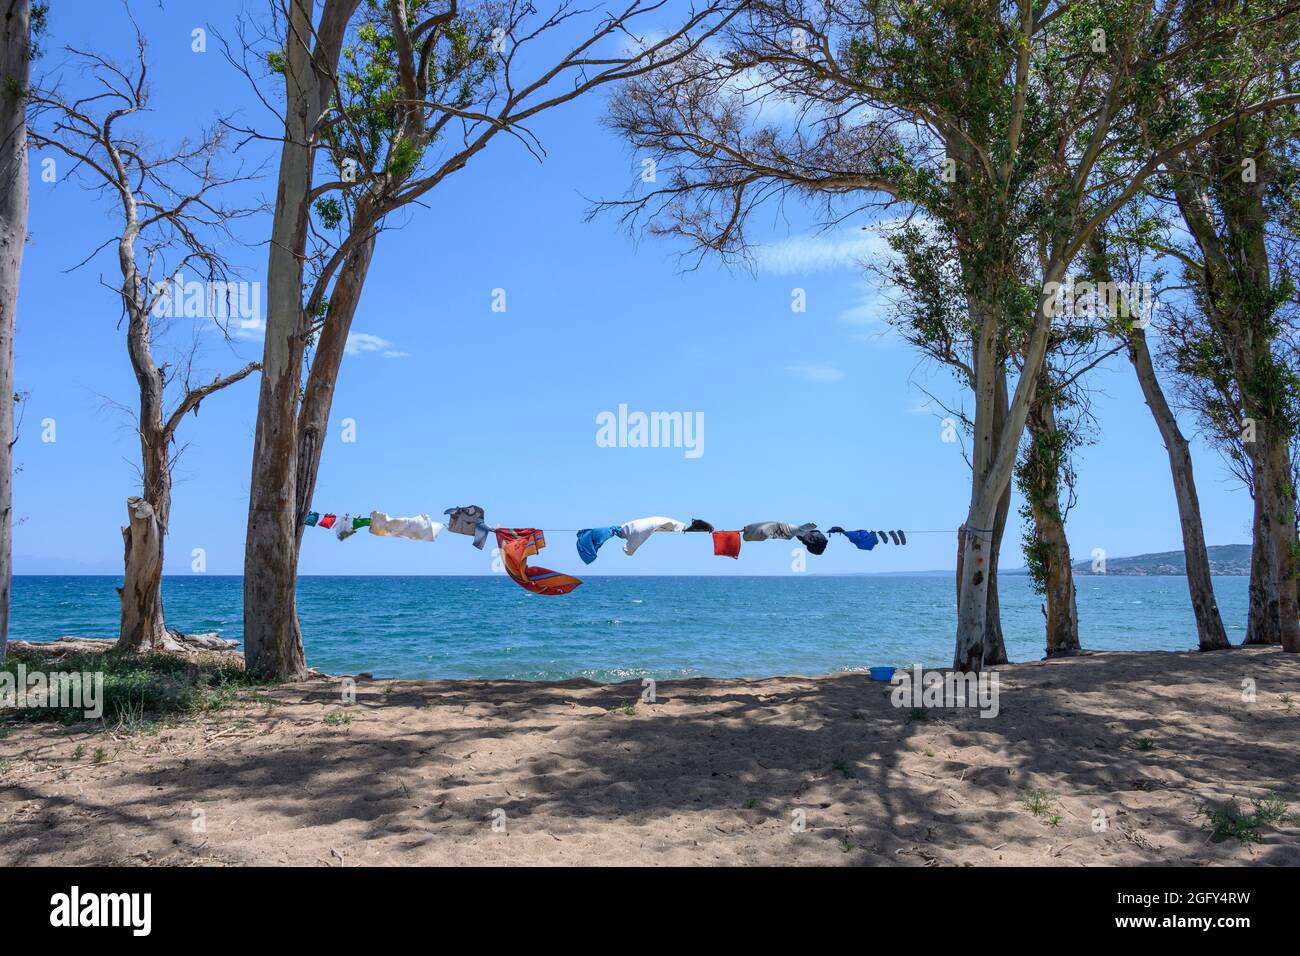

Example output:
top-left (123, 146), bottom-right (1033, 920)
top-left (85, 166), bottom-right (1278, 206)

top-left (12, 1), bottom-right (1255, 577)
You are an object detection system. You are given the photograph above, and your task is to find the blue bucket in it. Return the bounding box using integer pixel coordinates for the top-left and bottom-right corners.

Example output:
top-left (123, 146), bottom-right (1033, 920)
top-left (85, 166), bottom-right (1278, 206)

top-left (868, 666), bottom-right (896, 682)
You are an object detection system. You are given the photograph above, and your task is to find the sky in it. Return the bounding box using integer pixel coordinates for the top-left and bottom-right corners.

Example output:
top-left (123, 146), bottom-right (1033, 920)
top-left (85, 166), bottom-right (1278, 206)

top-left (11, 0), bottom-right (1257, 577)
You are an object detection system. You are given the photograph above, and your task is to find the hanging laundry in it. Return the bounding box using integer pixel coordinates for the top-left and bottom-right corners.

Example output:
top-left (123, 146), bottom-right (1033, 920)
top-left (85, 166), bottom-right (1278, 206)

top-left (304, 512), bottom-right (320, 527)
top-left (742, 521), bottom-right (799, 541)
top-left (875, 530), bottom-right (889, 544)
top-left (896, 530), bottom-right (907, 545)
top-left (496, 528), bottom-right (582, 595)
top-left (831, 528), bottom-right (878, 551)
top-left (683, 518), bottom-right (715, 533)
top-left (352, 516), bottom-right (372, 531)
top-left (620, 516), bottom-right (687, 556)
top-left (369, 511), bottom-right (443, 542)
top-left (888, 530), bottom-right (901, 546)
top-left (798, 527), bottom-right (829, 555)
top-left (575, 526), bottom-right (623, 565)
top-left (444, 505), bottom-right (490, 549)
top-left (712, 530), bottom-right (741, 559)
top-left (336, 513), bottom-right (359, 541)
top-left (318, 514), bottom-right (338, 530)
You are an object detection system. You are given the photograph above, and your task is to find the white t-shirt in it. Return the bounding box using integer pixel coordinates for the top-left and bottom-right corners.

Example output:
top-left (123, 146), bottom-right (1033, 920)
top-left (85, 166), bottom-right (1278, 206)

top-left (369, 511), bottom-right (444, 543)
top-left (620, 516), bottom-right (687, 555)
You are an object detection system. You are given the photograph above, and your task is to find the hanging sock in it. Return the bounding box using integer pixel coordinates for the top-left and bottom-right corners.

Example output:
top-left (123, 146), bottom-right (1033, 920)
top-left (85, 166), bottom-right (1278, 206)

top-left (888, 530), bottom-right (901, 546)
top-left (896, 530), bottom-right (907, 545)
top-left (304, 512), bottom-right (320, 527)
top-left (444, 505), bottom-right (490, 549)
top-left (575, 526), bottom-right (623, 565)
top-left (496, 528), bottom-right (582, 595)
top-left (318, 514), bottom-right (338, 530)
top-left (683, 518), bottom-right (715, 533)
top-left (875, 530), bottom-right (889, 544)
top-left (369, 511), bottom-right (443, 542)
top-left (620, 516), bottom-right (687, 556)
top-left (712, 530), bottom-right (741, 559)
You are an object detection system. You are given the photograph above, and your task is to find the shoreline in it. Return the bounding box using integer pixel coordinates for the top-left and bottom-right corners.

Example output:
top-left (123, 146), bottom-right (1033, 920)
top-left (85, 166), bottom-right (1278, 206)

top-left (2, 645), bottom-right (1297, 866)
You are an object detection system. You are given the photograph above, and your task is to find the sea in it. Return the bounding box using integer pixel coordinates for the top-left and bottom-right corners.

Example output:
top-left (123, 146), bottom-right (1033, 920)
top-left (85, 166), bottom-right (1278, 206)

top-left (8, 574), bottom-right (1252, 681)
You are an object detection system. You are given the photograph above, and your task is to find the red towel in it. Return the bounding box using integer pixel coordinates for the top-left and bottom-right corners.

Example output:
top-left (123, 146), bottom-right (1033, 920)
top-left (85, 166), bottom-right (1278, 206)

top-left (712, 530), bottom-right (741, 559)
top-left (495, 528), bottom-right (582, 595)
top-left (318, 514), bottom-right (338, 530)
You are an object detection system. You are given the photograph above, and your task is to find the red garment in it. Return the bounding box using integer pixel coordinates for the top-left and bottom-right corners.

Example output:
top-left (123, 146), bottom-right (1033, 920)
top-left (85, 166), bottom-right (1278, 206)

top-left (712, 530), bottom-right (741, 559)
top-left (495, 528), bottom-right (582, 595)
top-left (318, 514), bottom-right (338, 530)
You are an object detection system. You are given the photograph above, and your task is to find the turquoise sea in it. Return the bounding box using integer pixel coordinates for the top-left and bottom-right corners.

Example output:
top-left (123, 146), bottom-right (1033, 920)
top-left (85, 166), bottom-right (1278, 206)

top-left (8, 574), bottom-right (1252, 681)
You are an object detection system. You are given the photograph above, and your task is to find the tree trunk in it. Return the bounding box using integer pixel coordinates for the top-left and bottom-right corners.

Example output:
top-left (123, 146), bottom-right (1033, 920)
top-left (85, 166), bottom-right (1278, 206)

top-left (982, 375), bottom-right (1012, 665)
top-left (242, 0), bottom-right (323, 680)
top-left (1252, 433), bottom-right (1300, 651)
top-left (954, 267), bottom-right (1064, 671)
top-left (1243, 491), bottom-right (1280, 644)
top-left (293, 232), bottom-right (376, 543)
top-left (1127, 325), bottom-right (1230, 650)
top-left (1024, 399), bottom-right (1080, 657)
top-left (0, 0), bottom-right (29, 663)
top-left (117, 496), bottom-right (168, 651)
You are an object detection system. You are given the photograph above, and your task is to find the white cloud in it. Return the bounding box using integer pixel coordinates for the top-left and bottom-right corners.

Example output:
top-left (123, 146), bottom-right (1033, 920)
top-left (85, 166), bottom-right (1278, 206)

top-left (755, 226), bottom-right (894, 276)
top-left (345, 332), bottom-right (407, 358)
top-left (786, 365), bottom-right (845, 384)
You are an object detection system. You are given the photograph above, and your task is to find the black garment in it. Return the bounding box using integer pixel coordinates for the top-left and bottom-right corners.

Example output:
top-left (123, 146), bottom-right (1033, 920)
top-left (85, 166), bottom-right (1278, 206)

top-left (888, 530), bottom-right (901, 546)
top-left (875, 530), bottom-right (889, 544)
top-left (897, 530), bottom-right (907, 545)
top-left (797, 528), bottom-right (829, 555)
top-left (829, 526), bottom-right (846, 534)
top-left (684, 518), bottom-right (715, 533)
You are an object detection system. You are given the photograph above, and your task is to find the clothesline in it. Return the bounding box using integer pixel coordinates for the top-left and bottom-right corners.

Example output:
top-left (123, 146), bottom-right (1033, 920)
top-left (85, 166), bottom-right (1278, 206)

top-left (297, 504), bottom-right (989, 597)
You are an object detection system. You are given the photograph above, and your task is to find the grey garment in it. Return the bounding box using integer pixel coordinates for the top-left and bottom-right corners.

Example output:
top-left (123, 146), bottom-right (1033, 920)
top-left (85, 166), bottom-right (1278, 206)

top-left (742, 521), bottom-right (816, 542)
top-left (444, 505), bottom-right (490, 550)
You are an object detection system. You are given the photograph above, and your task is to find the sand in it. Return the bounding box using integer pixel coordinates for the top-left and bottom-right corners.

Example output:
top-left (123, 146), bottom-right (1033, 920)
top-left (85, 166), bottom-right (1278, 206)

top-left (1, 646), bottom-right (1297, 866)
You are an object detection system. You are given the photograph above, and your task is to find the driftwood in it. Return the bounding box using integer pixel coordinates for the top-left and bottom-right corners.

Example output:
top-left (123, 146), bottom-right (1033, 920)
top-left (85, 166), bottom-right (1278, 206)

top-left (9, 632), bottom-right (240, 661)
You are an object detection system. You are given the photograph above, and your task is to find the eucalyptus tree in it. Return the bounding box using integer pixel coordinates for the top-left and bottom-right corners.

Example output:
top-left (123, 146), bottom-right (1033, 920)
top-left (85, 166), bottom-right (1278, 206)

top-left (1085, 217), bottom-right (1232, 652)
top-left (0, 0), bottom-right (38, 662)
top-left (1154, 1), bottom-right (1300, 651)
top-left (236, 0), bottom-right (747, 678)
top-left (29, 36), bottom-right (262, 651)
top-left (599, 0), bottom-right (1300, 669)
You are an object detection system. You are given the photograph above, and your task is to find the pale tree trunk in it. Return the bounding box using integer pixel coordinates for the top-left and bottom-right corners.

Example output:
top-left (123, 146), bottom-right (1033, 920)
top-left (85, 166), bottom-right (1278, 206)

top-left (1024, 398), bottom-right (1080, 657)
top-left (1243, 491), bottom-right (1280, 644)
top-left (0, 0), bottom-right (29, 663)
top-left (955, 266), bottom-right (1065, 671)
top-left (982, 375), bottom-right (1012, 665)
top-left (116, 420), bottom-right (172, 651)
top-left (243, 0), bottom-right (359, 679)
top-left (1249, 433), bottom-right (1300, 651)
top-left (959, 369), bottom-right (1012, 665)
top-left (1127, 325), bottom-right (1231, 650)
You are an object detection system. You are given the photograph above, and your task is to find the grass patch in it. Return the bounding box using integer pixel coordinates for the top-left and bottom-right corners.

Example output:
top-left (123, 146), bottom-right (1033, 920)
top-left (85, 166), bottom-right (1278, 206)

top-left (606, 703), bottom-right (637, 716)
top-left (908, 707), bottom-right (928, 721)
top-left (1198, 795), bottom-right (1299, 844)
top-left (322, 710), bottom-right (354, 727)
top-left (831, 758), bottom-right (853, 778)
top-left (1022, 789), bottom-right (1062, 826)
top-left (1131, 736), bottom-right (1157, 752)
top-left (1, 647), bottom-right (273, 727)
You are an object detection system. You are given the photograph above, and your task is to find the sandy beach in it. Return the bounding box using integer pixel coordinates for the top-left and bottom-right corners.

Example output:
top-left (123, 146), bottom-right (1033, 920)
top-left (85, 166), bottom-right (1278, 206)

top-left (2, 646), bottom-right (1297, 866)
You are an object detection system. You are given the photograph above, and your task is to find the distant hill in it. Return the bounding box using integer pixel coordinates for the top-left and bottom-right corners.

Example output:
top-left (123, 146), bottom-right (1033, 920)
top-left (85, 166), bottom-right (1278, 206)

top-left (1072, 544), bottom-right (1251, 576)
